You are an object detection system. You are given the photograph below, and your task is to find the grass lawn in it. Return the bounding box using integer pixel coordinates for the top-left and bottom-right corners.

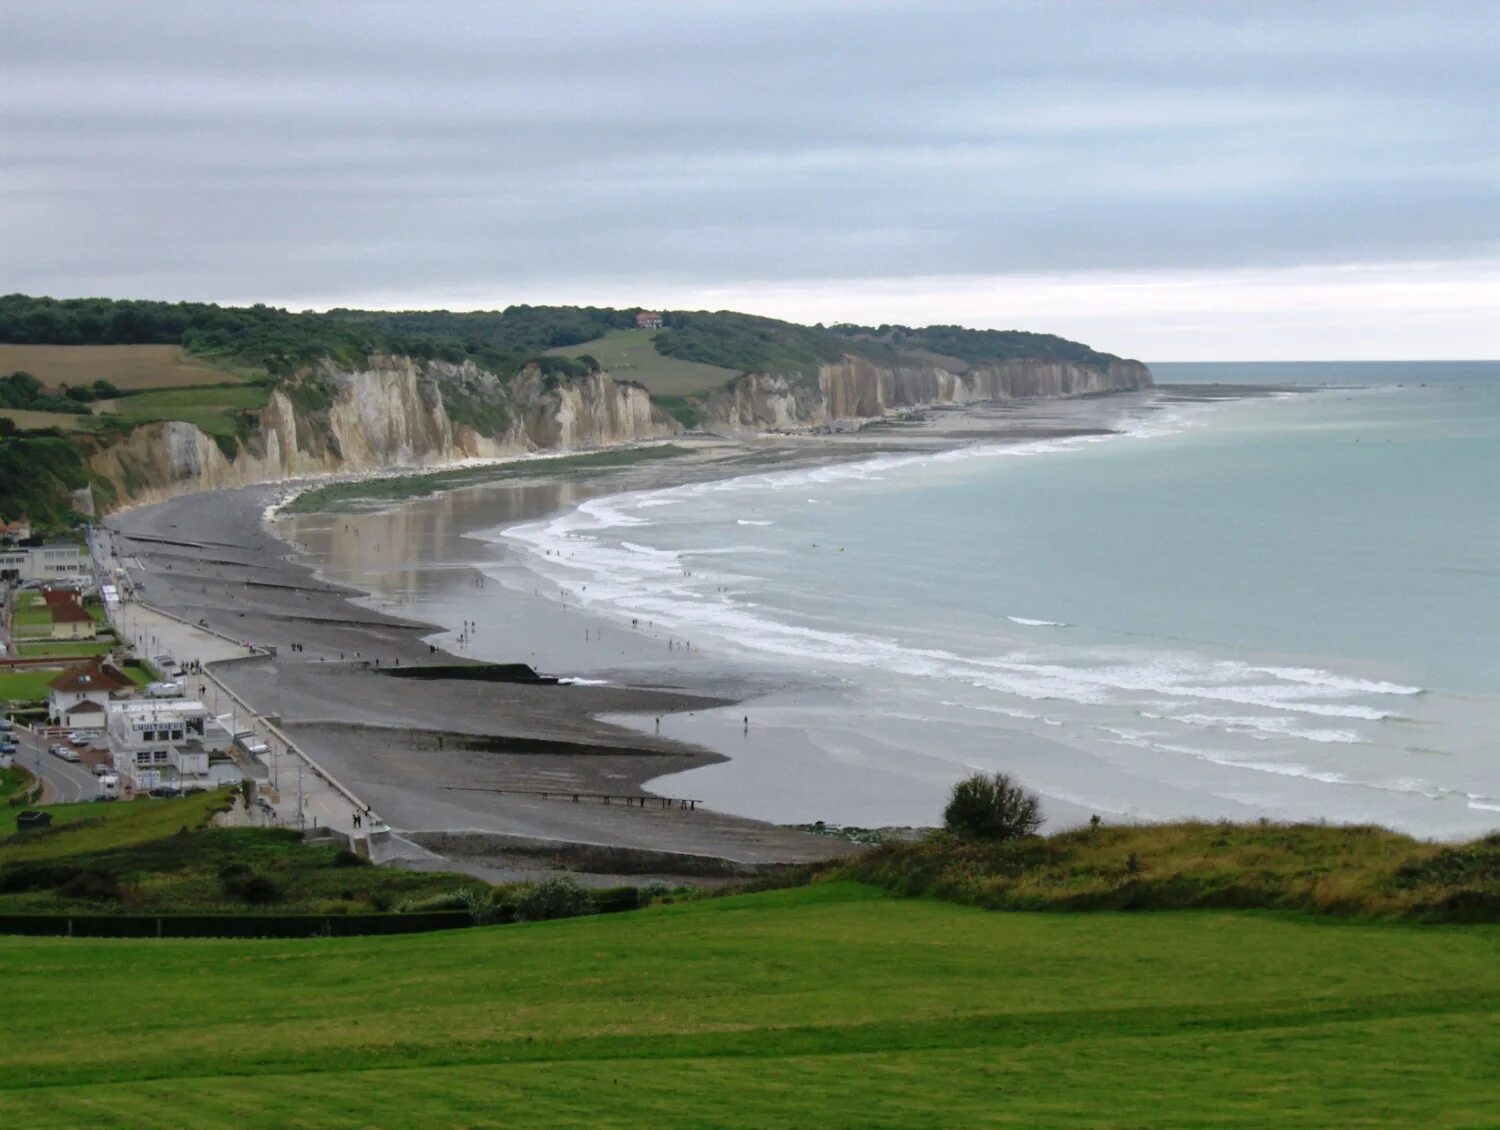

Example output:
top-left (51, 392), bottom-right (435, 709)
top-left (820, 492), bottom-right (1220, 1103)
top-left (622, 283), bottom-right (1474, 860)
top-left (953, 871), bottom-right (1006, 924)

top-left (0, 882), bottom-right (1495, 1126)
top-left (548, 327), bottom-right (741, 396)
top-left (96, 384), bottom-right (269, 438)
top-left (0, 668), bottom-right (62, 705)
top-left (0, 791), bottom-right (229, 857)
top-left (12, 594), bottom-right (51, 628)
top-left (0, 766), bottom-right (34, 803)
top-left (118, 660), bottom-right (154, 686)
top-left (14, 639), bottom-right (116, 660)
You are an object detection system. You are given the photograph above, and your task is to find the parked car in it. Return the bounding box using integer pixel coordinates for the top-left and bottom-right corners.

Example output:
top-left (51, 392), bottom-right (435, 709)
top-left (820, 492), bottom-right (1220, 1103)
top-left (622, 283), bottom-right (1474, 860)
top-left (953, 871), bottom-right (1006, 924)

top-left (51, 745), bottom-right (81, 762)
top-left (91, 763), bottom-right (112, 777)
top-left (67, 731), bottom-right (97, 745)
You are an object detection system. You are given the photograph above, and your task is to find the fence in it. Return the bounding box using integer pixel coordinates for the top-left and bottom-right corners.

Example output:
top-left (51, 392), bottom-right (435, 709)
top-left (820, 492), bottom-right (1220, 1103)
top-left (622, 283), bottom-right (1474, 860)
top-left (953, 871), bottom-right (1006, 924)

top-left (0, 910), bottom-right (476, 938)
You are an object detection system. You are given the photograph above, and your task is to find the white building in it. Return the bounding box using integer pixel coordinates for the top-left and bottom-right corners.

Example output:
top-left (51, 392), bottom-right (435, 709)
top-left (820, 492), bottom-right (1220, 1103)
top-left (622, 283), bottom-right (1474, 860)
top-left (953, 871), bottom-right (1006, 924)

top-left (0, 542), bottom-right (89, 582)
top-left (48, 659), bottom-right (134, 730)
top-left (105, 699), bottom-right (235, 792)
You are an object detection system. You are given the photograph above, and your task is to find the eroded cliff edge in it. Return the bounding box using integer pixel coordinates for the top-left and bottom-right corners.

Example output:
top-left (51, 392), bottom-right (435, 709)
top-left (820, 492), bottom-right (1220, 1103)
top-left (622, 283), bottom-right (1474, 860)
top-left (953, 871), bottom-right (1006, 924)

top-left (86, 351), bottom-right (1151, 509)
top-left (89, 357), bottom-right (676, 507)
top-left (703, 356), bottom-right (1151, 430)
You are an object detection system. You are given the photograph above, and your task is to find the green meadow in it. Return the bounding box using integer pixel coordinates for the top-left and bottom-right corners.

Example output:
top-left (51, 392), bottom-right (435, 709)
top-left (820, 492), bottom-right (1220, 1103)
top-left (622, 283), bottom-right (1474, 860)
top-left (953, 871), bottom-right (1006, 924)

top-left (0, 667), bottom-right (62, 705)
top-left (96, 384), bottom-right (270, 438)
top-left (0, 881), bottom-right (1496, 1127)
top-left (547, 327), bottom-right (741, 396)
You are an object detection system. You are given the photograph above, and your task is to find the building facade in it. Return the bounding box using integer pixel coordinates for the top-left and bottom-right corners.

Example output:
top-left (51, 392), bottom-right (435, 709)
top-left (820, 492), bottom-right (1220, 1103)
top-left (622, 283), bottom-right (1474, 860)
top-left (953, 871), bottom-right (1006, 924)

top-left (0, 543), bottom-right (89, 582)
top-left (105, 699), bottom-right (233, 791)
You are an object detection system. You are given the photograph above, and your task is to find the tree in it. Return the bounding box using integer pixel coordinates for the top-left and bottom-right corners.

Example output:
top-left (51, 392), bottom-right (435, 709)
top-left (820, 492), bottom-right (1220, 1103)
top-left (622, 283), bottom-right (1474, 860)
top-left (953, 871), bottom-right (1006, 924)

top-left (943, 771), bottom-right (1043, 841)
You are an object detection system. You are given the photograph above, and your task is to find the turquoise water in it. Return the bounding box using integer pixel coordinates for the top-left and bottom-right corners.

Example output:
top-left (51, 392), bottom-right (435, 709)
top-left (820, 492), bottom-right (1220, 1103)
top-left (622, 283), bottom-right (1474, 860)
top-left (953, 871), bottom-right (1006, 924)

top-left (493, 363), bottom-right (1500, 837)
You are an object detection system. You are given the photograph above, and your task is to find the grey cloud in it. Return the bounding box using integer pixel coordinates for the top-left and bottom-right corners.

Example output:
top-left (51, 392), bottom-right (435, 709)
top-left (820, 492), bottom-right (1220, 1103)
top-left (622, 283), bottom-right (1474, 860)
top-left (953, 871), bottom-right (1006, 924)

top-left (1, 0), bottom-right (1496, 306)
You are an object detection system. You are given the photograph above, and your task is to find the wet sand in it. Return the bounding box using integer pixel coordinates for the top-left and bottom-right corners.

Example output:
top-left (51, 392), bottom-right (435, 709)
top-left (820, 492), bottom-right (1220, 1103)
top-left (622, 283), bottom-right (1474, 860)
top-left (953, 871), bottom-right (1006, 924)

top-left (105, 395), bottom-right (1196, 878)
top-left (107, 445), bottom-right (874, 880)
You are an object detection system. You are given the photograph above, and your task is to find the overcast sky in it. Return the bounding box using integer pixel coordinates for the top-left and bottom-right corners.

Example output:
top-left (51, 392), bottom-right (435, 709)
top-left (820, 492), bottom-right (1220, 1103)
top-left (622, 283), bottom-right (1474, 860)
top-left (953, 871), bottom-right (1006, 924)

top-left (2, 1), bottom-right (1496, 359)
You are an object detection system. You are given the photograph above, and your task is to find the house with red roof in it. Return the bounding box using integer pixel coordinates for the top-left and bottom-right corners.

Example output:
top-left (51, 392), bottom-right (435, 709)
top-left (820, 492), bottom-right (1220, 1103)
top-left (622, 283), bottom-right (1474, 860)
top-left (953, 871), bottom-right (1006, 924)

top-left (48, 659), bottom-right (133, 729)
top-left (49, 601), bottom-right (98, 640)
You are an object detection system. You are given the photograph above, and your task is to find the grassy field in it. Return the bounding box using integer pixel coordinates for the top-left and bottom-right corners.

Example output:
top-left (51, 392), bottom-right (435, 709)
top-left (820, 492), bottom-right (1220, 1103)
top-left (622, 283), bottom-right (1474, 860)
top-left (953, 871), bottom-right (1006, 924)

top-left (0, 344), bottom-right (252, 391)
top-left (0, 766), bottom-right (34, 803)
top-left (0, 407), bottom-right (100, 432)
top-left (14, 639), bottom-right (116, 660)
top-left (0, 881), bottom-right (1495, 1125)
top-left (0, 668), bottom-right (62, 705)
top-left (0, 791), bottom-right (230, 857)
top-left (282, 444), bottom-right (692, 515)
top-left (95, 384), bottom-right (269, 437)
top-left (842, 822), bottom-right (1500, 921)
top-left (11, 593), bottom-right (50, 628)
top-left (548, 327), bottom-right (741, 396)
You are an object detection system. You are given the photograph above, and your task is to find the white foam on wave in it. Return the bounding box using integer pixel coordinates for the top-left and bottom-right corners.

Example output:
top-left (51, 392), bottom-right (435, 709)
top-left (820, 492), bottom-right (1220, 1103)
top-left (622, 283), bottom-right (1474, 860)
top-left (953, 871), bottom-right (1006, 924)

top-left (1163, 712), bottom-right (1362, 744)
top-left (558, 677), bottom-right (610, 686)
top-left (489, 392), bottom-right (1416, 758)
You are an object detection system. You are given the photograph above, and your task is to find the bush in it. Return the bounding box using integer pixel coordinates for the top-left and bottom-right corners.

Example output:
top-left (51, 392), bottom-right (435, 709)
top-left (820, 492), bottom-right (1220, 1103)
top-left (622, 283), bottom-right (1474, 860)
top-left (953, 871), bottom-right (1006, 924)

top-left (943, 772), bottom-right (1043, 841)
top-left (516, 876), bottom-right (594, 922)
top-left (222, 872), bottom-right (280, 904)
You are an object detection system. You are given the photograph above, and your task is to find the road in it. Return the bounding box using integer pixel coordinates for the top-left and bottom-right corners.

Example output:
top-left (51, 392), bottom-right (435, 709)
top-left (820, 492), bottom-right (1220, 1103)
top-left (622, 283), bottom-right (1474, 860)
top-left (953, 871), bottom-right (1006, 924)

top-left (11, 725), bottom-right (99, 804)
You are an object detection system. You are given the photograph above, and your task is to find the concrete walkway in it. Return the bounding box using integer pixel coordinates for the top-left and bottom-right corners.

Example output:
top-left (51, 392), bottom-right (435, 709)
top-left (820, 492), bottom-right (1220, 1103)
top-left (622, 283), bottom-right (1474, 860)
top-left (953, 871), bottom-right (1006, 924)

top-left (109, 598), bottom-right (376, 841)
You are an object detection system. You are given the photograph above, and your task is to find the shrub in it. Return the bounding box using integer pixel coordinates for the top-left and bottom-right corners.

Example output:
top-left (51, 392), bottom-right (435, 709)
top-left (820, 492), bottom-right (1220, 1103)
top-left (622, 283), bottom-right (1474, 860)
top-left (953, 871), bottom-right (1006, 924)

top-left (516, 875), bottom-right (593, 922)
top-left (222, 872), bottom-right (280, 904)
top-left (943, 772), bottom-right (1043, 841)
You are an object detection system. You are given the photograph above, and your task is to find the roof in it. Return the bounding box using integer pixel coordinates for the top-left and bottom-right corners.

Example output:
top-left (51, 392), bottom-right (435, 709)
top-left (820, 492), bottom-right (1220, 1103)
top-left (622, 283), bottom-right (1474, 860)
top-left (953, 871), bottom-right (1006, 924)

top-left (50, 603), bottom-right (94, 624)
top-left (41, 587), bottom-right (81, 606)
top-left (64, 698), bottom-right (107, 715)
top-left (49, 660), bottom-right (131, 695)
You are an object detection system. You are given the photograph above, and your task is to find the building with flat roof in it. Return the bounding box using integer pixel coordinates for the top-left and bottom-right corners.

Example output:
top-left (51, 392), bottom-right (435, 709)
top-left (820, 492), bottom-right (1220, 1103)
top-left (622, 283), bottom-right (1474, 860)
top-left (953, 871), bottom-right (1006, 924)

top-left (105, 699), bottom-right (235, 792)
top-left (0, 542), bottom-right (88, 582)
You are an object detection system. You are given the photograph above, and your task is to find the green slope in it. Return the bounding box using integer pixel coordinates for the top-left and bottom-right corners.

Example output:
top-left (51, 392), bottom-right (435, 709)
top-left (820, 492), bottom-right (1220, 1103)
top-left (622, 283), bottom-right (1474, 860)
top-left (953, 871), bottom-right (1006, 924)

top-left (546, 326), bottom-right (742, 395)
top-left (2, 882), bottom-right (1496, 1126)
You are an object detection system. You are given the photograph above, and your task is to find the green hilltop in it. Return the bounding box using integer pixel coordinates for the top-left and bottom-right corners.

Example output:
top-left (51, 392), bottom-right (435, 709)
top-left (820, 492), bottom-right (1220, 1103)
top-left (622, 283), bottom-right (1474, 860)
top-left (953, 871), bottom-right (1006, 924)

top-left (2, 773), bottom-right (1498, 1123)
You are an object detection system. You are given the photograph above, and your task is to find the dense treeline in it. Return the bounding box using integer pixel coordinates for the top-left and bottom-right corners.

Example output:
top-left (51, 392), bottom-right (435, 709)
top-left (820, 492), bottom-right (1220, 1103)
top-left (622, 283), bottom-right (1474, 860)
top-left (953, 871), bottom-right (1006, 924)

top-left (0, 434), bottom-right (102, 527)
top-left (0, 371), bottom-right (120, 413)
top-left (654, 312), bottom-right (1124, 377)
top-left (825, 323), bottom-right (1120, 369)
top-left (1, 295), bottom-right (1126, 383)
top-left (654, 311), bottom-right (848, 380)
top-left (0, 295), bottom-right (622, 378)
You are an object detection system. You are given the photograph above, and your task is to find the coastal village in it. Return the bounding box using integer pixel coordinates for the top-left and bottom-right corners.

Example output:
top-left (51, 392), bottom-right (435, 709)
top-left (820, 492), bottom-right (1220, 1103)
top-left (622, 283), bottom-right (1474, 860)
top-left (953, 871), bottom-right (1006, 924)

top-left (1, 517), bottom-right (352, 832)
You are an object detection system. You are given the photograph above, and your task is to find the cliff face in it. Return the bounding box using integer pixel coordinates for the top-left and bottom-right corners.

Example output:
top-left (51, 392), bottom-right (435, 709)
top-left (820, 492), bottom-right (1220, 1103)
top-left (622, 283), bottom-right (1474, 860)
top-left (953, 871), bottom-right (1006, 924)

top-left (86, 349), bottom-right (1152, 509)
top-left (90, 357), bottom-right (680, 508)
top-left (700, 356), bottom-right (1152, 430)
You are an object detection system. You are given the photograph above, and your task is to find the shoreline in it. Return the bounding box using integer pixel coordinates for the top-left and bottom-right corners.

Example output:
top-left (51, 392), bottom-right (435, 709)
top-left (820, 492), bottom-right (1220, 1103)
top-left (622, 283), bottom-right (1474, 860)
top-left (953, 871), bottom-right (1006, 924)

top-left (101, 385), bottom-right (1284, 876)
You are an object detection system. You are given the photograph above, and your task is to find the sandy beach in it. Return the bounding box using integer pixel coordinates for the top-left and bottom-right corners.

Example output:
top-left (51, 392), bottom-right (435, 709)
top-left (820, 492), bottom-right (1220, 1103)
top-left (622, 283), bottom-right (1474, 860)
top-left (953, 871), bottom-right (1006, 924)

top-left (103, 391), bottom-right (1204, 879)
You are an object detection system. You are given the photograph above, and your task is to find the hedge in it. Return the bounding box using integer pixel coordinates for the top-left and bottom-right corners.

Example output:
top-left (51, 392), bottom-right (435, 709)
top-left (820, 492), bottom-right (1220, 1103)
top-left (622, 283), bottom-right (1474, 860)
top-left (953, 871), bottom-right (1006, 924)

top-left (0, 910), bottom-right (475, 938)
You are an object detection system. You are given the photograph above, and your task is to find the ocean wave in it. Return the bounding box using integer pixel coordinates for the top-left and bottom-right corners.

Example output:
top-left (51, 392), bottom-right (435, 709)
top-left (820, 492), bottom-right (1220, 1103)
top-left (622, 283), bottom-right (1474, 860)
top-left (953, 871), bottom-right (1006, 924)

top-left (491, 395), bottom-right (1411, 751)
top-left (1162, 712), bottom-right (1361, 744)
top-left (499, 510), bottom-right (1417, 734)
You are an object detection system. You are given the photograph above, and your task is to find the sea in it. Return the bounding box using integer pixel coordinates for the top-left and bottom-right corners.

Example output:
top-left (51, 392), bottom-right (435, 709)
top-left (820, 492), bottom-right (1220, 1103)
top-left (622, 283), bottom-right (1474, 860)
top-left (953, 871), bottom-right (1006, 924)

top-left (289, 361), bottom-right (1500, 839)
